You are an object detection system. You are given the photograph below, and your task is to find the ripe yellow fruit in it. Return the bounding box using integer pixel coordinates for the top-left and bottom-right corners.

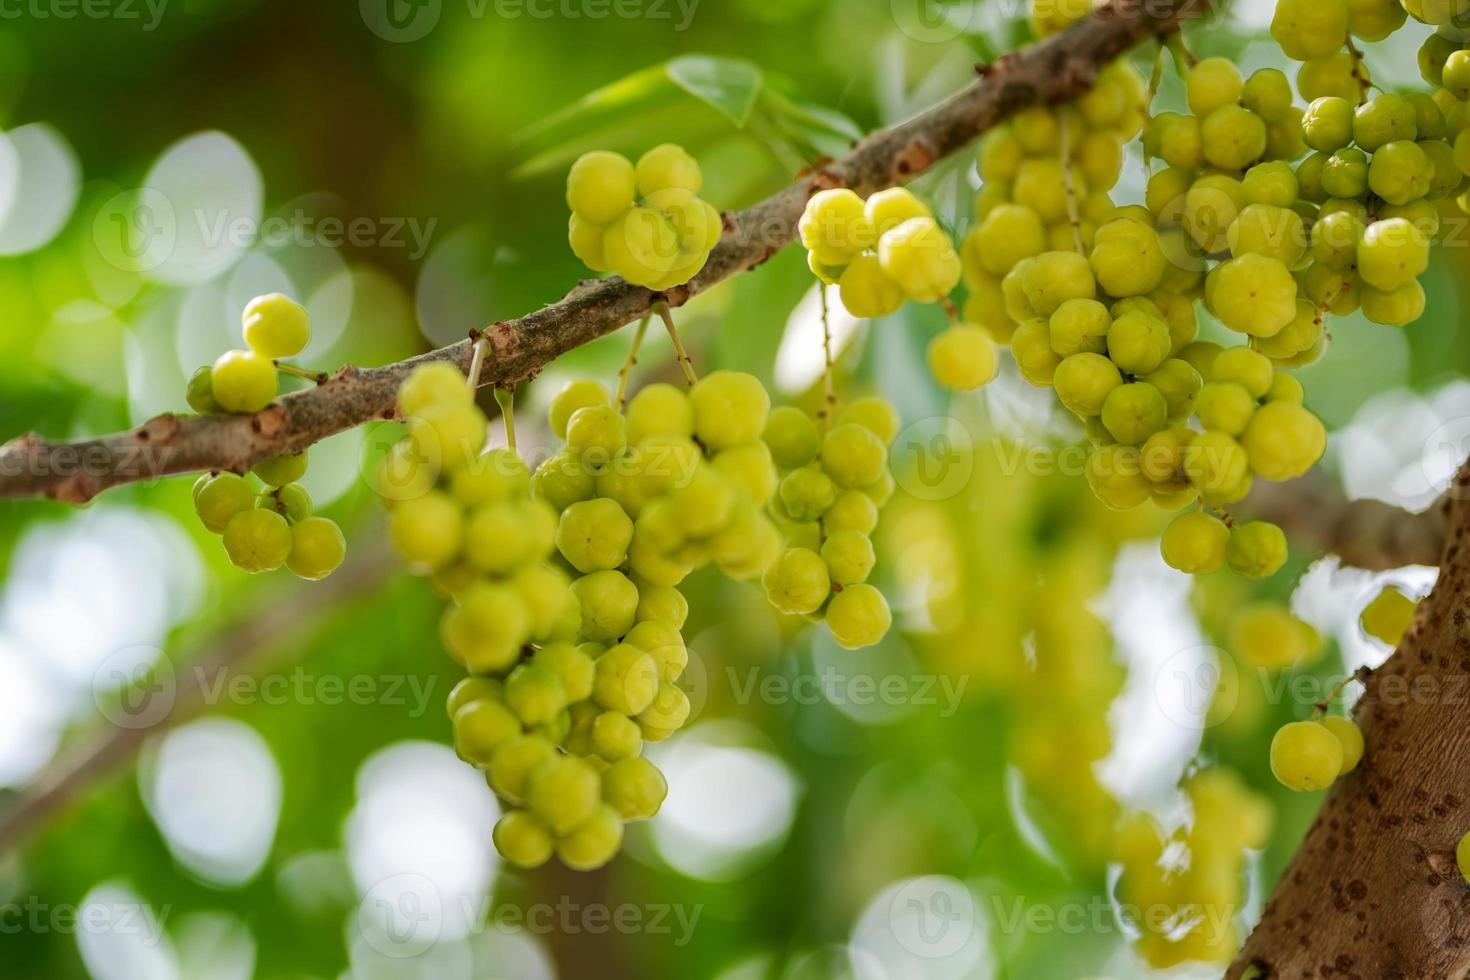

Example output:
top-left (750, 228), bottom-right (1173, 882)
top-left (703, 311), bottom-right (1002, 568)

top-left (927, 325), bottom-right (997, 390)
top-left (567, 150), bottom-right (637, 224)
top-left (838, 254), bottom-right (906, 319)
top-left (799, 188), bottom-right (874, 266)
top-left (211, 349), bottom-right (279, 414)
top-left (876, 217), bottom-right (962, 303)
top-left (1270, 720), bottom-right (1343, 792)
top-left (241, 293), bottom-right (310, 359)
top-left (1161, 511), bottom-right (1229, 574)
top-left (1321, 716), bottom-right (1364, 775)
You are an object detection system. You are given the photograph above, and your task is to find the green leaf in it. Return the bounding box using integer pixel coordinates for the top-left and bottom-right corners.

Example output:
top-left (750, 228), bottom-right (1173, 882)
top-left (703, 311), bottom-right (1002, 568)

top-left (763, 90), bottom-right (863, 143)
top-left (756, 88), bottom-right (865, 162)
top-left (509, 56), bottom-right (764, 179)
top-left (666, 55), bottom-right (763, 127)
top-left (510, 65), bottom-right (677, 168)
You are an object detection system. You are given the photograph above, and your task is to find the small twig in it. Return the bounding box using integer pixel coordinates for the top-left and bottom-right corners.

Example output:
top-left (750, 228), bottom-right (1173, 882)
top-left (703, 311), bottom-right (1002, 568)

top-left (1058, 112), bottom-right (1086, 254)
top-left (466, 336), bottom-right (490, 391)
top-left (1344, 37), bottom-right (1373, 104)
top-left (1165, 30), bottom-right (1196, 71)
top-left (1313, 280), bottom-right (1352, 318)
top-left (1311, 666), bottom-right (1373, 719)
top-left (1143, 39), bottom-right (1165, 177)
top-left (274, 361), bottom-right (329, 385)
top-left (615, 315), bottom-right (651, 410)
top-left (818, 286), bottom-right (837, 430)
top-left (495, 387), bottom-right (518, 452)
top-left (653, 301), bottom-right (698, 387)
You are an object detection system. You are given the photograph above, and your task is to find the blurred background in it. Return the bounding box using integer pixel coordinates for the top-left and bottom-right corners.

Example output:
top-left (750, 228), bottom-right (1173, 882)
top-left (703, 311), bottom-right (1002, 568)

top-left (1, 0), bottom-right (1469, 977)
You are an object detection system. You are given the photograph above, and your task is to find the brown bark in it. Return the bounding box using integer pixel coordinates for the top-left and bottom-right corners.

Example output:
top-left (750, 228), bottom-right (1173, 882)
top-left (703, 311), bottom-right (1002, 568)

top-left (0, 0), bottom-right (1208, 505)
top-left (1243, 470), bottom-right (1447, 572)
top-left (1229, 466), bottom-right (1470, 979)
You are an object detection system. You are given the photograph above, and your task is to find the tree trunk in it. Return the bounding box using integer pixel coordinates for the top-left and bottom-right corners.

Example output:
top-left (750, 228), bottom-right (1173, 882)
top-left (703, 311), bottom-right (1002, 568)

top-left (1230, 460), bottom-right (1470, 979)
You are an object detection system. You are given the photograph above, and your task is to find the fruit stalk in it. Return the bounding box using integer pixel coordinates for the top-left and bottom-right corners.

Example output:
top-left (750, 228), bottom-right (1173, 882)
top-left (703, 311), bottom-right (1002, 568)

top-left (653, 301), bottom-right (698, 387)
top-left (274, 361), bottom-right (328, 384)
top-left (818, 286), bottom-right (837, 430)
top-left (615, 315), bottom-right (651, 409)
top-left (1057, 112), bottom-right (1087, 253)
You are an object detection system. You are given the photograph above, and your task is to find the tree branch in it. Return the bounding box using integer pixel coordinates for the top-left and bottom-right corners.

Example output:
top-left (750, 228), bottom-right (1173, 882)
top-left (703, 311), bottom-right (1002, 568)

top-left (1243, 470), bottom-right (1447, 571)
top-left (0, 0), bottom-right (1208, 505)
top-left (1229, 466), bottom-right (1470, 978)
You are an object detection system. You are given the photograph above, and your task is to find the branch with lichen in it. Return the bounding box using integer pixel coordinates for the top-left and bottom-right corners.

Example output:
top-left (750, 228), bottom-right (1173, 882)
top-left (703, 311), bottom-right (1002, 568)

top-left (0, 0), bottom-right (1209, 505)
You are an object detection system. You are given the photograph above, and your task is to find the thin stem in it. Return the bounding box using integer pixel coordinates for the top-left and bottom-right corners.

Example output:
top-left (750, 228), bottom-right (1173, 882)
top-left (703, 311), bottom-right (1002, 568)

top-left (818, 285), bottom-right (837, 431)
top-left (466, 336), bottom-right (490, 390)
top-left (1058, 112), bottom-right (1086, 254)
top-left (274, 361), bottom-right (329, 384)
top-left (1165, 30), bottom-right (1196, 73)
top-left (940, 296), bottom-right (961, 322)
top-left (1344, 38), bottom-right (1373, 105)
top-left (467, 334), bottom-right (510, 448)
top-left (615, 315), bottom-right (651, 410)
top-left (1314, 280), bottom-right (1351, 319)
top-left (653, 301), bottom-right (698, 387)
top-left (495, 387), bottom-right (517, 453)
top-left (1311, 666), bottom-right (1373, 720)
top-left (1143, 39), bottom-right (1165, 177)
